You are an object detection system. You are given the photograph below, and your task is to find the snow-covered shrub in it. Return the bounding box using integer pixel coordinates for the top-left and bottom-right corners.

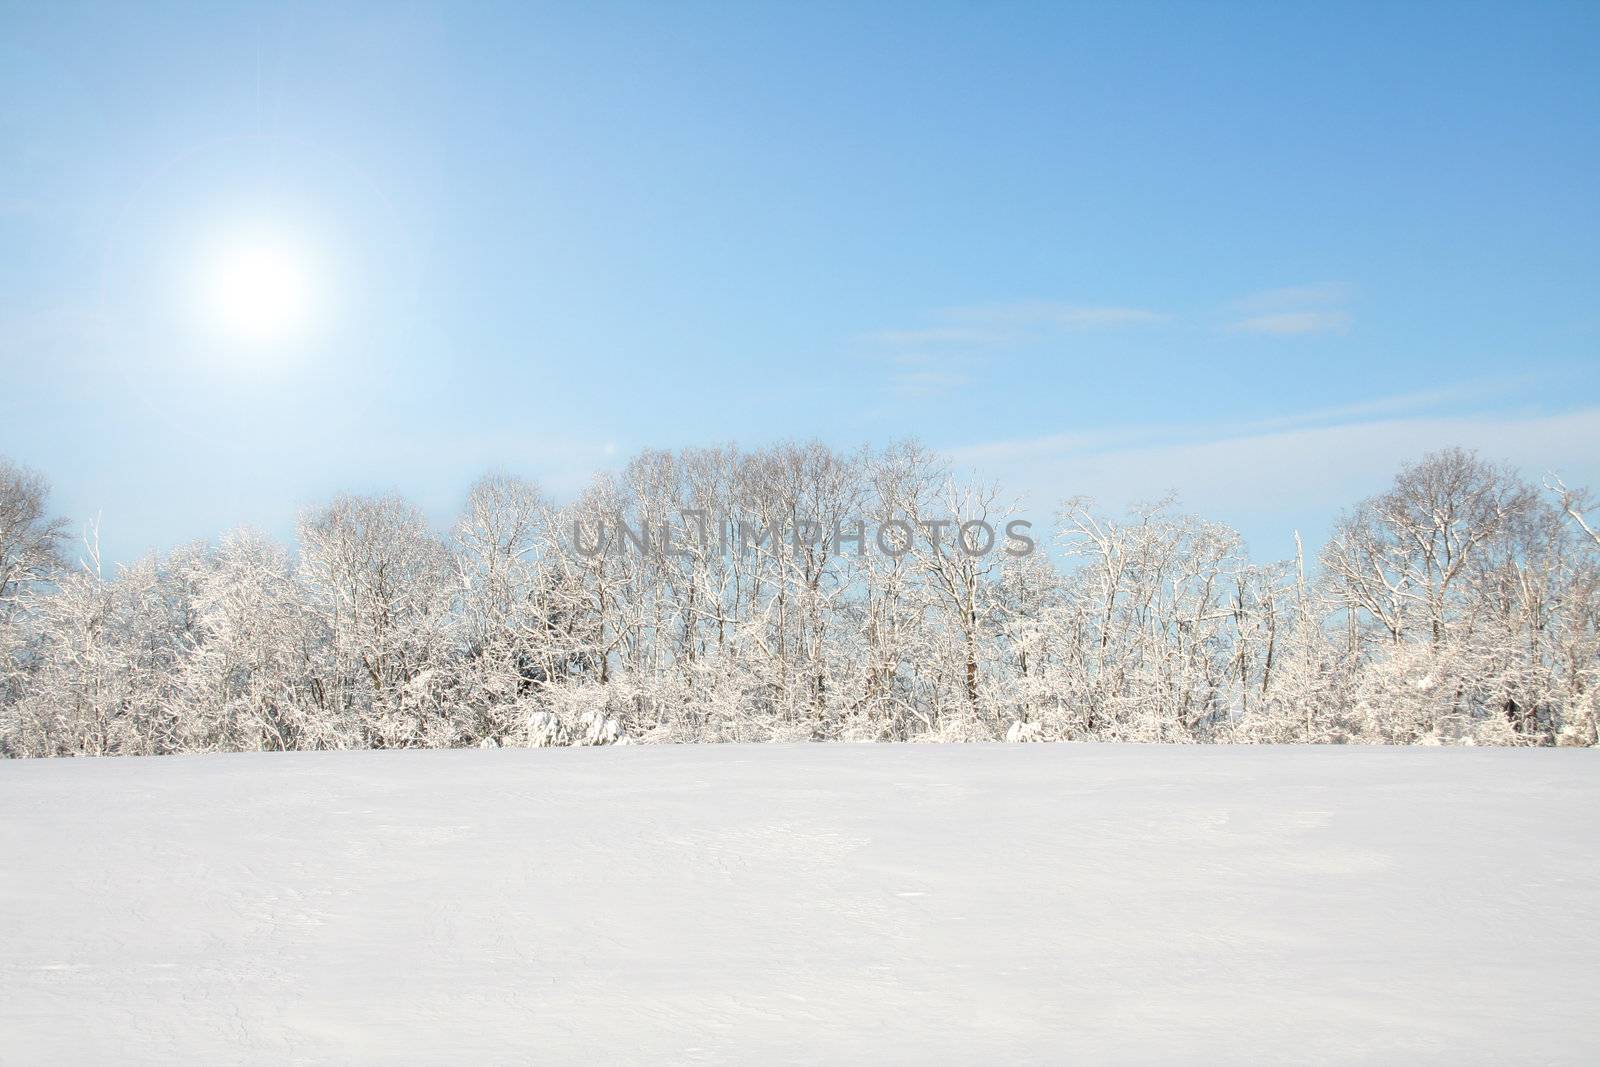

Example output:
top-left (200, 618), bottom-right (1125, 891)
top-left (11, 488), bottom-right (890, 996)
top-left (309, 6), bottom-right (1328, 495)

top-left (526, 710), bottom-right (568, 748)
top-left (1005, 720), bottom-right (1043, 743)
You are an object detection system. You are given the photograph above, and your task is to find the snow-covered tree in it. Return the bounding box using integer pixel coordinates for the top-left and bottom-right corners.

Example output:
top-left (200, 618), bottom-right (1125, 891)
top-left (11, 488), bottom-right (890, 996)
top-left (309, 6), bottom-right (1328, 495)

top-left (1, 444), bottom-right (1595, 755)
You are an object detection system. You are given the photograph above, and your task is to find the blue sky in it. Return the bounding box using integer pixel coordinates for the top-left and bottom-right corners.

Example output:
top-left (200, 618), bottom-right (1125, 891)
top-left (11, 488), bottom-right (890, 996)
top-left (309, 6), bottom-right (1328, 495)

top-left (2, 0), bottom-right (1597, 563)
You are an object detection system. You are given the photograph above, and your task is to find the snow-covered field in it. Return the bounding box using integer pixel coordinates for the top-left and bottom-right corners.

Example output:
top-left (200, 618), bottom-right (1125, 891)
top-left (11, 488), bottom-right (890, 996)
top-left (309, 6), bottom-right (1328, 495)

top-left (2, 745), bottom-right (1596, 1064)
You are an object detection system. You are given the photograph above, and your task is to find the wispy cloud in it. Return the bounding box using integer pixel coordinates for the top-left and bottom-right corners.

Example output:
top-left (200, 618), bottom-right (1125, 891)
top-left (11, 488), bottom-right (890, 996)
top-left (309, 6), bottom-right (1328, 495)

top-left (943, 388), bottom-right (1599, 558)
top-left (860, 299), bottom-right (1165, 399)
top-left (945, 300), bottom-right (1166, 332)
top-left (1227, 282), bottom-right (1353, 336)
top-left (953, 381), bottom-right (1529, 468)
top-left (1247, 382), bottom-right (1514, 431)
top-left (863, 300), bottom-right (1166, 350)
top-left (1233, 283), bottom-right (1350, 312)
top-left (861, 282), bottom-right (1362, 402)
top-left (864, 326), bottom-right (1013, 347)
top-left (956, 405), bottom-right (1600, 518)
top-left (891, 368), bottom-right (973, 399)
top-left (1232, 309), bottom-right (1352, 336)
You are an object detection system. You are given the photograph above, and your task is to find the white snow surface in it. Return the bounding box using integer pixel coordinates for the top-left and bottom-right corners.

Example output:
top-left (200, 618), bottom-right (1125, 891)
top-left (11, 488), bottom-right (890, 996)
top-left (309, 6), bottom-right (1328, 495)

top-left (2, 744), bottom-right (1597, 1064)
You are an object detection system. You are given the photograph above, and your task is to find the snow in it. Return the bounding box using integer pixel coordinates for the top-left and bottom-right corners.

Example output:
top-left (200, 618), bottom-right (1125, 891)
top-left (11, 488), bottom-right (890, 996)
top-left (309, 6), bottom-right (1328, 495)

top-left (2, 744), bottom-right (1597, 1063)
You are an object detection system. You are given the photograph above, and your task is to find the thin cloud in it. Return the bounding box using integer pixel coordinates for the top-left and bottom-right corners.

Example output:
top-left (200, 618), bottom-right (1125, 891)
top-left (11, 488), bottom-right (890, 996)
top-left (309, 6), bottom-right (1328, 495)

top-left (1247, 381), bottom-right (1522, 432)
top-left (946, 300), bottom-right (1166, 330)
top-left (861, 300), bottom-right (1165, 353)
top-left (944, 400), bottom-right (1600, 557)
top-left (864, 326), bottom-right (1013, 347)
top-left (1233, 283), bottom-right (1351, 312)
top-left (892, 369), bottom-right (972, 399)
top-left (861, 298), bottom-right (1164, 402)
top-left (953, 382), bottom-right (1528, 467)
top-left (1227, 282), bottom-right (1353, 335)
top-left (1232, 310), bottom-right (1352, 336)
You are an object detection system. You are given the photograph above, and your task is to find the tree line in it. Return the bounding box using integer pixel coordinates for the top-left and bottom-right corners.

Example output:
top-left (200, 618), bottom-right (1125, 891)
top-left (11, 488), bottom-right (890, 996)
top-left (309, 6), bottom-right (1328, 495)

top-left (1, 442), bottom-right (1596, 756)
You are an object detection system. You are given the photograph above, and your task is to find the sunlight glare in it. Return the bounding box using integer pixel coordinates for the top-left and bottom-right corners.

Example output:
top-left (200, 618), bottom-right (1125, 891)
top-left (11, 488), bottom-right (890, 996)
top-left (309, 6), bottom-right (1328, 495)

top-left (202, 235), bottom-right (315, 345)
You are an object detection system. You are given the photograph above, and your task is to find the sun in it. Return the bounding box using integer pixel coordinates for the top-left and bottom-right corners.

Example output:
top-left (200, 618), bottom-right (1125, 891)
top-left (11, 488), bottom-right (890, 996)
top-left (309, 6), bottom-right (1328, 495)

top-left (202, 235), bottom-right (315, 344)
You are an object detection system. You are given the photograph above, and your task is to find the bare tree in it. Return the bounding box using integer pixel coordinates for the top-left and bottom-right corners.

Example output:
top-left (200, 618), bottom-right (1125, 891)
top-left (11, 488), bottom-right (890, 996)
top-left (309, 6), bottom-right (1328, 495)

top-left (3, 445), bottom-right (1596, 756)
top-left (0, 458), bottom-right (67, 619)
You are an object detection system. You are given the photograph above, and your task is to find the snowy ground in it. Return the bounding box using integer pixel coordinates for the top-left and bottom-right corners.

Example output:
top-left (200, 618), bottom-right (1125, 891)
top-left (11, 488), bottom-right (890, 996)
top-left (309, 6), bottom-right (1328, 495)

top-left (2, 745), bottom-right (1597, 1064)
